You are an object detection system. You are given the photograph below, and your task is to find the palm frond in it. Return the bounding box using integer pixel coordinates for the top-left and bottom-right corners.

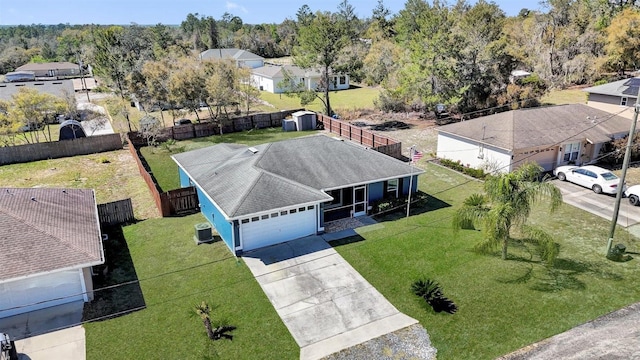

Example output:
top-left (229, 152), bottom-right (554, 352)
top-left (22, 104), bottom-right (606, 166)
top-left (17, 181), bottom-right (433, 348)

top-left (520, 224), bottom-right (559, 266)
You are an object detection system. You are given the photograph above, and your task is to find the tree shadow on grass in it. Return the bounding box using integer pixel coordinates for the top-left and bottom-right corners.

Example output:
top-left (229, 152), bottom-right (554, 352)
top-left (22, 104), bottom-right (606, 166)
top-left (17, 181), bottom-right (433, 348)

top-left (83, 225), bottom-right (146, 322)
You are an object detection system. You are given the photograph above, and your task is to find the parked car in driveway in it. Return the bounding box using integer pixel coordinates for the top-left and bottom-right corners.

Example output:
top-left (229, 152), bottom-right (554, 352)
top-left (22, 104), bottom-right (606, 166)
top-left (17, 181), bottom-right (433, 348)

top-left (625, 185), bottom-right (640, 205)
top-left (554, 165), bottom-right (624, 195)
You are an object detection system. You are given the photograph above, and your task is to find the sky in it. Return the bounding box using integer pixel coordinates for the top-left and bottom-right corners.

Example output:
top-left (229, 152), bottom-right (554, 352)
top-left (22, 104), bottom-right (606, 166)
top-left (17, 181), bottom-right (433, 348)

top-left (0, 0), bottom-right (545, 26)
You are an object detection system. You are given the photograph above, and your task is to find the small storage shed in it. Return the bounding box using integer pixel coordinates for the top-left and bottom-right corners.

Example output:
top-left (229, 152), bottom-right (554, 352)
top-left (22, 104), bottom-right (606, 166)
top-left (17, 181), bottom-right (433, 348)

top-left (59, 119), bottom-right (86, 140)
top-left (292, 111), bottom-right (317, 131)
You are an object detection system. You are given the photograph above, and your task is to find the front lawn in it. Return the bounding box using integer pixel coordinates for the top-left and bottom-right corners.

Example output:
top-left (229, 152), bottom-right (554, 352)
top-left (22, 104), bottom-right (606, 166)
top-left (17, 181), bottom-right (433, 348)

top-left (332, 162), bottom-right (640, 359)
top-left (85, 214), bottom-right (298, 359)
top-left (141, 127), bottom-right (317, 191)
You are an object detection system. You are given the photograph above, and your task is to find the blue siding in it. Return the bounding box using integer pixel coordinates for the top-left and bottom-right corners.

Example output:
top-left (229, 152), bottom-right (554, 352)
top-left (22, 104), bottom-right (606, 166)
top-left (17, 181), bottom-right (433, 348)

top-left (180, 168), bottom-right (235, 253)
top-left (368, 182), bottom-right (385, 202)
top-left (402, 175), bottom-right (419, 195)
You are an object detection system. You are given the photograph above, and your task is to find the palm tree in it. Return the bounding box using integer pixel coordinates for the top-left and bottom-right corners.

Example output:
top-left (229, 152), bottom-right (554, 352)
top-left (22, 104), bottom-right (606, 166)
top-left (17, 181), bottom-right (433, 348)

top-left (452, 162), bottom-right (562, 263)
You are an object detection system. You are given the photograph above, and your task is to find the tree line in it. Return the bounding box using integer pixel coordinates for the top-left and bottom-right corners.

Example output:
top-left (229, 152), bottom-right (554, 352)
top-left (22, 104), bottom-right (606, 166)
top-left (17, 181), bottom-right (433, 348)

top-left (1, 0), bottom-right (640, 118)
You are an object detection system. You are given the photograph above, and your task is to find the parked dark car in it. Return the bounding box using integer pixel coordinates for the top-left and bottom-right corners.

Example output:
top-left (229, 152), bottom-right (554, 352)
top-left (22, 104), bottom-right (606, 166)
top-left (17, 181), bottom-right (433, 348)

top-left (174, 119), bottom-right (192, 125)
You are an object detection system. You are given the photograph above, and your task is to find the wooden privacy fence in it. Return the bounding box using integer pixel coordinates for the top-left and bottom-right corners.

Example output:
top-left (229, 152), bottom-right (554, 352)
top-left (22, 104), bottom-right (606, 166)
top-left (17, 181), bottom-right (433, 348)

top-left (97, 198), bottom-right (135, 226)
top-left (125, 132), bottom-right (199, 217)
top-left (317, 114), bottom-right (403, 159)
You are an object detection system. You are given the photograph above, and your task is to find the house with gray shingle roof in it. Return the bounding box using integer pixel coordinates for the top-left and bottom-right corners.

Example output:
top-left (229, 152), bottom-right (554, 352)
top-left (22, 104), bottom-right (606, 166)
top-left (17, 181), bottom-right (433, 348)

top-left (0, 79), bottom-right (74, 102)
top-left (250, 64), bottom-right (349, 94)
top-left (15, 62), bottom-right (81, 78)
top-left (0, 188), bottom-right (104, 318)
top-left (172, 135), bottom-right (422, 254)
top-left (199, 48), bottom-right (265, 68)
top-left (436, 104), bottom-right (633, 173)
top-left (583, 77), bottom-right (639, 119)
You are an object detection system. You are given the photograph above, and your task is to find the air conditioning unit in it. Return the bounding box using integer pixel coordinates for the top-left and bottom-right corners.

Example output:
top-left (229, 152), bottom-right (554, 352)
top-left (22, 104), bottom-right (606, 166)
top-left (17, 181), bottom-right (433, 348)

top-left (194, 223), bottom-right (213, 244)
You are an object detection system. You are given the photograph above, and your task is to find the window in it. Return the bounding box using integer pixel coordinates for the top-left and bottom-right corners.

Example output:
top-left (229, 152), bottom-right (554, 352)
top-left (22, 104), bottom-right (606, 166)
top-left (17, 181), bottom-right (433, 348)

top-left (299, 207), bottom-right (305, 212)
top-left (339, 76), bottom-right (346, 85)
top-left (251, 216), bottom-right (260, 222)
top-left (326, 189), bottom-right (342, 208)
top-left (261, 214), bottom-right (269, 220)
top-left (563, 142), bottom-right (580, 162)
top-left (271, 212), bottom-right (279, 218)
top-left (280, 210), bottom-right (288, 216)
top-left (307, 205), bottom-right (314, 210)
top-left (621, 97), bottom-right (628, 106)
top-left (290, 208), bottom-right (297, 214)
top-left (386, 179), bottom-right (399, 197)
top-left (241, 219), bottom-right (249, 224)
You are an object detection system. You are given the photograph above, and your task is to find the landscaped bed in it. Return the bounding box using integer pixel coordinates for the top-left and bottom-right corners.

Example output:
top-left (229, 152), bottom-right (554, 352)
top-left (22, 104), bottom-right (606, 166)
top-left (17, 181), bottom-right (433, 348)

top-left (332, 162), bottom-right (640, 359)
top-left (84, 214), bottom-right (298, 359)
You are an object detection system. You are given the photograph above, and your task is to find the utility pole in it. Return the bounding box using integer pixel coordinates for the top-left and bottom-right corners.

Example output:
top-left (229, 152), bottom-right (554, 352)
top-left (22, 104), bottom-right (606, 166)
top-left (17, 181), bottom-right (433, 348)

top-left (606, 85), bottom-right (640, 256)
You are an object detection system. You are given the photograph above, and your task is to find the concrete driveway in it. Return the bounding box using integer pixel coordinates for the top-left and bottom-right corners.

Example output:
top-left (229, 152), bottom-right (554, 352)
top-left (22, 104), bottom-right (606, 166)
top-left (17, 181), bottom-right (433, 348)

top-left (552, 179), bottom-right (640, 227)
top-left (242, 236), bottom-right (419, 360)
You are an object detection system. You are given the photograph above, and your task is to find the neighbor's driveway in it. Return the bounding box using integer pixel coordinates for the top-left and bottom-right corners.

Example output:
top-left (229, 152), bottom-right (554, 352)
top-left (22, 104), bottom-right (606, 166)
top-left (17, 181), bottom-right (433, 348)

top-left (242, 236), bottom-right (419, 360)
top-left (552, 179), bottom-right (640, 227)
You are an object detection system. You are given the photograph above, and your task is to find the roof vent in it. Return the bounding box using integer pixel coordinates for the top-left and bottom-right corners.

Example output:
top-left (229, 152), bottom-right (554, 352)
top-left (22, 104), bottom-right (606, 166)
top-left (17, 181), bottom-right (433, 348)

top-left (31, 197), bottom-right (36, 201)
top-left (248, 147), bottom-right (259, 154)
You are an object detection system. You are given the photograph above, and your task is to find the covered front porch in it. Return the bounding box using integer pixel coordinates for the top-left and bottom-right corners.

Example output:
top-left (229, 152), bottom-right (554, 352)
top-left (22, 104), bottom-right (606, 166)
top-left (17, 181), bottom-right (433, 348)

top-left (323, 185), bottom-right (369, 222)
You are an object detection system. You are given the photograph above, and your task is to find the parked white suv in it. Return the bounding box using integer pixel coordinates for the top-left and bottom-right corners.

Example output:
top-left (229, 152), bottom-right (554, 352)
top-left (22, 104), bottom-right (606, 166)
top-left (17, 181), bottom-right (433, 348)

top-left (625, 185), bottom-right (640, 205)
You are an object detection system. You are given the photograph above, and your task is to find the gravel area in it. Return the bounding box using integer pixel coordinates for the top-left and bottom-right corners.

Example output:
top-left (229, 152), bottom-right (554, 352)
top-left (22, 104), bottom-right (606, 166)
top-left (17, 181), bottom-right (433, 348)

top-left (324, 217), bottom-right (372, 233)
top-left (321, 324), bottom-right (437, 360)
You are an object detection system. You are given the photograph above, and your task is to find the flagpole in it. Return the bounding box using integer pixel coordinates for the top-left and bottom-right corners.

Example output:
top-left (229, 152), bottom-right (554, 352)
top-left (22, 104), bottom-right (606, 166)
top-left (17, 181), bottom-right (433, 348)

top-left (406, 145), bottom-right (415, 218)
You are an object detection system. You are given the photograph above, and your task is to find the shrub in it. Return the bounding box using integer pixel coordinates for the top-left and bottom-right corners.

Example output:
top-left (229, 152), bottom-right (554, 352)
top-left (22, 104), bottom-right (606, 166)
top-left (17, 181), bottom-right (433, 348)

top-left (438, 158), bottom-right (486, 179)
top-left (411, 279), bottom-right (457, 314)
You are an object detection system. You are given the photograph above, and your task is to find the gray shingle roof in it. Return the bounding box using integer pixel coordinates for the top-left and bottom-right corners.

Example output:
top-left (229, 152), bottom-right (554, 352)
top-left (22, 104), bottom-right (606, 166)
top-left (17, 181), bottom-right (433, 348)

top-left (15, 62), bottom-right (79, 72)
top-left (0, 79), bottom-right (75, 102)
top-left (0, 188), bottom-right (104, 282)
top-left (199, 48), bottom-right (264, 61)
top-left (172, 135), bottom-right (422, 218)
top-left (583, 77), bottom-right (640, 98)
top-left (437, 104), bottom-right (632, 150)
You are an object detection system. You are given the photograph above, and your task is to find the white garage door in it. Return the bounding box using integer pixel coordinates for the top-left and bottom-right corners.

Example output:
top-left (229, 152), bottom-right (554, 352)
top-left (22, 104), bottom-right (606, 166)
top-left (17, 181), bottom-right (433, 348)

top-left (241, 205), bottom-right (317, 251)
top-left (0, 269), bottom-right (85, 318)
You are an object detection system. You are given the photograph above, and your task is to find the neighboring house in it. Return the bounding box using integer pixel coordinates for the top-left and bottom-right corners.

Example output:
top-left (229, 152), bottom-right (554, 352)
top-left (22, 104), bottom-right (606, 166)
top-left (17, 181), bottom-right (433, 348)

top-left (436, 104), bottom-right (633, 173)
top-left (15, 62), bottom-right (81, 78)
top-left (199, 48), bottom-right (265, 68)
top-left (583, 77), bottom-right (639, 119)
top-left (0, 188), bottom-right (104, 318)
top-left (0, 79), bottom-right (74, 102)
top-left (509, 70), bottom-right (531, 83)
top-left (172, 135), bottom-right (422, 254)
top-left (251, 64), bottom-right (350, 94)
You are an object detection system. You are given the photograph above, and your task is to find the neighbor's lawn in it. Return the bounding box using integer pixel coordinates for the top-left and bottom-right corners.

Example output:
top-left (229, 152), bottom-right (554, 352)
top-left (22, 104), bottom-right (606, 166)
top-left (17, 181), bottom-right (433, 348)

top-left (332, 162), bottom-right (640, 360)
top-left (259, 86), bottom-right (380, 114)
top-left (0, 124), bottom-right (61, 146)
top-left (0, 150), bottom-right (158, 220)
top-left (542, 88), bottom-right (587, 105)
top-left (84, 214), bottom-right (298, 360)
top-left (141, 127), bottom-right (317, 191)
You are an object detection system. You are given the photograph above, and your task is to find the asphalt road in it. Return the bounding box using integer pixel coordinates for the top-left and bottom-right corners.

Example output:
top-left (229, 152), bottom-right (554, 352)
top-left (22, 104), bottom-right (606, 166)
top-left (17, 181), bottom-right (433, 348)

top-left (551, 179), bottom-right (640, 228)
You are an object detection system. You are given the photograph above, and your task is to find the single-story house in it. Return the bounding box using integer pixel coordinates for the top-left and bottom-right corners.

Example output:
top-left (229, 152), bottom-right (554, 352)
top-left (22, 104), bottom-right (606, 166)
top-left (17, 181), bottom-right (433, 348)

top-left (172, 135), bottom-right (422, 254)
top-left (0, 79), bottom-right (74, 102)
top-left (15, 62), bottom-right (81, 78)
top-left (251, 64), bottom-right (349, 94)
top-left (436, 104), bottom-right (633, 173)
top-left (199, 48), bottom-right (265, 68)
top-left (583, 77), bottom-right (639, 119)
top-left (0, 188), bottom-right (104, 318)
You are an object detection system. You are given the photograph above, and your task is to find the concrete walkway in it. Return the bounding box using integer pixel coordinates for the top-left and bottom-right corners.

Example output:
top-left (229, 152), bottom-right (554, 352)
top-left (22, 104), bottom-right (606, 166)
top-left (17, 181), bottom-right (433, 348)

top-left (242, 235), bottom-right (419, 360)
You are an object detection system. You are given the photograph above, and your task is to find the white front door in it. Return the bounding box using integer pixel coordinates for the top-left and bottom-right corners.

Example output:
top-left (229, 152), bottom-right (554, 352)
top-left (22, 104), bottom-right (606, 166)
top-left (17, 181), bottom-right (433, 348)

top-left (353, 185), bottom-right (367, 217)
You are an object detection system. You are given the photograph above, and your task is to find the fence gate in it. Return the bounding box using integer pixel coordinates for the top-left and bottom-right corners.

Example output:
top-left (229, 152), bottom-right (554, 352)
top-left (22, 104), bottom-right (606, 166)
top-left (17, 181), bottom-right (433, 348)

top-left (161, 187), bottom-right (199, 216)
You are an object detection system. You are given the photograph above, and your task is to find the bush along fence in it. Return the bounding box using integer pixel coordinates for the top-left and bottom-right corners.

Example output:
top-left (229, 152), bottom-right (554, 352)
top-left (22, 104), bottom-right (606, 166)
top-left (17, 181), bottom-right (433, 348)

top-left (437, 158), bottom-right (487, 179)
top-left (316, 114), bottom-right (403, 159)
top-left (125, 132), bottom-right (199, 217)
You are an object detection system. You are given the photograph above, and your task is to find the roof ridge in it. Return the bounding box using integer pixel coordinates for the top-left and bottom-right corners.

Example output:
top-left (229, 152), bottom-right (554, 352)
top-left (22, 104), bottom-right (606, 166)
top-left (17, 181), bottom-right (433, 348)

top-left (226, 143), bottom-right (272, 216)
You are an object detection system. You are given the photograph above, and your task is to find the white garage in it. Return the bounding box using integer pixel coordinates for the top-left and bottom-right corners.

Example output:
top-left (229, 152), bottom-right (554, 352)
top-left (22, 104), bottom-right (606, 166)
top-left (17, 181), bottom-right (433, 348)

top-left (0, 188), bottom-right (104, 319)
top-left (240, 205), bottom-right (318, 251)
top-left (0, 269), bottom-right (88, 318)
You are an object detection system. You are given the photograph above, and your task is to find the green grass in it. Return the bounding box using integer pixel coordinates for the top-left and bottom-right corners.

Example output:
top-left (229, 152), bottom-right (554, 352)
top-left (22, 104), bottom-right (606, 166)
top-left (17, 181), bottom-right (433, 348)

top-left (259, 86), bottom-right (380, 114)
top-left (141, 127), bottom-right (318, 191)
top-left (0, 124), bottom-right (61, 146)
top-left (542, 89), bottom-right (588, 105)
top-left (85, 214), bottom-right (298, 360)
top-left (332, 162), bottom-right (640, 359)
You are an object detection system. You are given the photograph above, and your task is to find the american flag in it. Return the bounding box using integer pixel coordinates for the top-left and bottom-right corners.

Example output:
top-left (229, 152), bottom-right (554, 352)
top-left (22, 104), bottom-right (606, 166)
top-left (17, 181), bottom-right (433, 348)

top-left (412, 148), bottom-right (423, 163)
